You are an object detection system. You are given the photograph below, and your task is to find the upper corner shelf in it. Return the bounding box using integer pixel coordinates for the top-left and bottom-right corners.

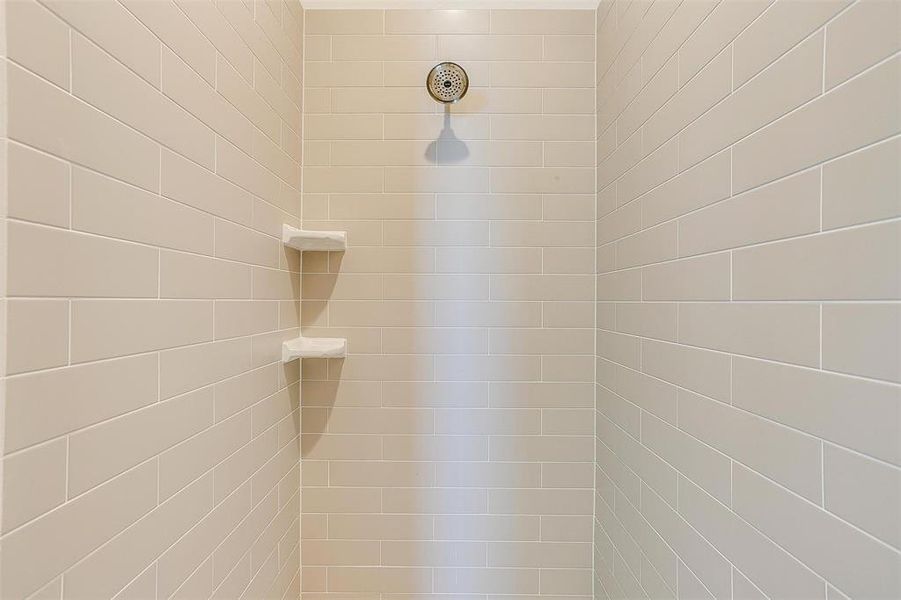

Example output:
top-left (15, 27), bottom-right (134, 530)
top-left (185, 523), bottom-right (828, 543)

top-left (282, 224), bottom-right (347, 252)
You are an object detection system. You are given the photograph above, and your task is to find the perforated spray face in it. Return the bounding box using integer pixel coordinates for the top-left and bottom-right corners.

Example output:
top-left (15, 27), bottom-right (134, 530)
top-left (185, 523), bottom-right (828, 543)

top-left (427, 62), bottom-right (469, 104)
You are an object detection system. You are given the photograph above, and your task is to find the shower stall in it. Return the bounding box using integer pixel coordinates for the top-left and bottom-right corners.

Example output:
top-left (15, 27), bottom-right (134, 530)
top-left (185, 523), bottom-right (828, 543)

top-left (0, 1), bottom-right (898, 599)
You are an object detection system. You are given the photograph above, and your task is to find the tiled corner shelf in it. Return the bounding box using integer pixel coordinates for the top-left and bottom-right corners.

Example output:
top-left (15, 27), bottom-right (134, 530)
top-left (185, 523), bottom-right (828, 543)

top-left (281, 224), bottom-right (348, 363)
top-left (282, 224), bottom-right (346, 252)
top-left (282, 336), bottom-right (346, 363)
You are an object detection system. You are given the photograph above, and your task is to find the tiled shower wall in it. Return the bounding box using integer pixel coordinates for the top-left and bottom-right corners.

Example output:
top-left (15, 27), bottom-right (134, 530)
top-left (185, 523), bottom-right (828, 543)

top-left (299, 9), bottom-right (597, 597)
top-left (0, 1), bottom-right (304, 598)
top-left (593, 0), bottom-right (900, 599)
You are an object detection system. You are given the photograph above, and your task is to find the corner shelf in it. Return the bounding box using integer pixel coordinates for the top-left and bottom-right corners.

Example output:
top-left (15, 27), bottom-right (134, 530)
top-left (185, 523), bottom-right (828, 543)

top-left (282, 336), bottom-right (346, 363)
top-left (282, 224), bottom-right (346, 252)
top-left (281, 224), bottom-right (348, 363)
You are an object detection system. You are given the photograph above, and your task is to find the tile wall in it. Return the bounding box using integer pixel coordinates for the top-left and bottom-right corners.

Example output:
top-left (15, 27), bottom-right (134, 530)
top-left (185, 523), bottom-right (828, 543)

top-left (0, 1), bottom-right (305, 598)
top-left (593, 1), bottom-right (900, 598)
top-left (299, 8), bottom-right (597, 598)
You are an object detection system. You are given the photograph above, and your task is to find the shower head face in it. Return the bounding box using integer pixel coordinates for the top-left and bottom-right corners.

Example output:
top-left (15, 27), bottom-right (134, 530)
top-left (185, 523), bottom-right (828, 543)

top-left (427, 62), bottom-right (469, 104)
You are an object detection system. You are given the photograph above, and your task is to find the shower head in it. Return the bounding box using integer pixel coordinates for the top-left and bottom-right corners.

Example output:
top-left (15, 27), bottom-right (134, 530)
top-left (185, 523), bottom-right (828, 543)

top-left (427, 62), bottom-right (469, 104)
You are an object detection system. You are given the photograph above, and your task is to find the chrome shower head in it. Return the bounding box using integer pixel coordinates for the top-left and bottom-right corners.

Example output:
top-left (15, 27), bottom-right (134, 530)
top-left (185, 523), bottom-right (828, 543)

top-left (427, 62), bottom-right (469, 104)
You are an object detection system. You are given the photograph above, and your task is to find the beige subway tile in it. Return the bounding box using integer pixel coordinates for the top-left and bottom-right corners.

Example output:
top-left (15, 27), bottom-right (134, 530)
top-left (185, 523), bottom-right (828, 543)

top-left (382, 435), bottom-right (487, 462)
top-left (8, 64), bottom-right (159, 191)
top-left (597, 270), bottom-right (642, 301)
top-left (618, 56), bottom-right (678, 142)
top-left (733, 55), bottom-right (900, 192)
top-left (215, 219), bottom-right (280, 268)
top-left (4, 354), bottom-right (158, 453)
top-left (435, 567), bottom-right (536, 594)
top-left (734, 0), bottom-right (850, 87)
top-left (71, 33), bottom-right (214, 169)
top-left (680, 388), bottom-right (822, 503)
top-left (302, 541), bottom-right (380, 567)
top-left (543, 248), bottom-right (594, 275)
top-left (382, 381), bottom-right (487, 408)
top-left (543, 88), bottom-right (595, 114)
top-left (642, 253), bottom-right (731, 301)
top-left (616, 222), bottom-right (677, 268)
top-left (490, 382), bottom-right (594, 408)
top-left (0, 439), bottom-right (67, 534)
top-left (176, 0), bottom-right (252, 81)
top-left (679, 473), bottom-right (825, 600)
top-left (641, 339), bottom-right (731, 402)
top-left (214, 301), bottom-right (277, 340)
top-left (305, 167), bottom-right (385, 194)
top-left (691, 169), bottom-right (820, 253)
top-left (73, 167), bottom-right (214, 255)
top-left (489, 488), bottom-right (592, 515)
top-left (383, 220), bottom-right (489, 246)
top-left (826, 0), bottom-right (901, 89)
top-left (616, 302), bottom-right (677, 342)
top-left (331, 86), bottom-right (433, 113)
top-left (489, 328), bottom-right (593, 355)
top-left (216, 55), bottom-right (279, 140)
top-left (437, 355), bottom-right (540, 382)
top-left (437, 248), bottom-right (541, 274)
top-left (822, 137), bottom-right (901, 229)
top-left (7, 0), bottom-right (69, 89)
top-left (6, 299), bottom-right (68, 375)
top-left (159, 410), bottom-right (250, 501)
top-left (491, 221), bottom-right (594, 247)
top-left (490, 435), bottom-right (593, 462)
top-left (492, 115), bottom-right (595, 141)
top-left (438, 34), bottom-right (540, 60)
top-left (385, 9), bottom-right (488, 34)
top-left (733, 221), bottom-right (901, 300)
top-left (679, 302), bottom-right (820, 367)
top-left (6, 142), bottom-right (69, 228)
top-left (305, 61), bottom-right (384, 87)
top-left (543, 35), bottom-right (595, 61)
top-left (434, 515), bottom-right (537, 541)
top-left (733, 356), bottom-right (901, 466)
top-left (491, 274), bottom-right (594, 300)
top-left (823, 303), bottom-right (901, 383)
top-left (644, 47), bottom-right (731, 155)
top-left (613, 364), bottom-right (678, 425)
top-left (386, 167), bottom-right (489, 193)
top-left (330, 461), bottom-right (435, 488)
top-left (112, 565), bottom-right (155, 600)
top-left (383, 488), bottom-right (486, 514)
top-left (8, 221), bottom-right (158, 298)
top-left (488, 541), bottom-right (590, 568)
top-left (215, 138), bottom-right (282, 208)
top-left (825, 443), bottom-right (901, 549)
top-left (331, 355), bottom-right (434, 382)
top-left (437, 194), bottom-right (541, 220)
top-left (123, 0), bottom-right (215, 84)
top-left (160, 251), bottom-right (251, 299)
top-left (68, 387), bottom-right (212, 496)
top-left (160, 337), bottom-right (251, 400)
top-left (678, 0), bottom-right (771, 85)
top-left (681, 32), bottom-right (824, 170)
top-left (641, 0), bottom-right (717, 84)
top-left (0, 462), bottom-right (158, 599)
top-left (383, 274), bottom-right (488, 301)
top-left (491, 9), bottom-right (594, 34)
top-left (333, 34), bottom-right (436, 61)
top-left (65, 473), bottom-right (213, 600)
top-left (42, 0), bottom-right (160, 86)
top-left (733, 464), bottom-right (900, 599)
top-left (161, 149), bottom-right (253, 226)
top-left (639, 482), bottom-right (732, 599)
top-left (71, 300), bottom-right (212, 363)
top-left (306, 10), bottom-right (384, 34)
top-left (490, 61), bottom-right (594, 88)
top-left (382, 327), bottom-right (487, 355)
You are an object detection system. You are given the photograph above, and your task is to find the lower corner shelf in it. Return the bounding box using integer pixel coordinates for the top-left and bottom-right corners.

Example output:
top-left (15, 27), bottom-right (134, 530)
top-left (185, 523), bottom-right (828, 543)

top-left (282, 336), bottom-right (347, 363)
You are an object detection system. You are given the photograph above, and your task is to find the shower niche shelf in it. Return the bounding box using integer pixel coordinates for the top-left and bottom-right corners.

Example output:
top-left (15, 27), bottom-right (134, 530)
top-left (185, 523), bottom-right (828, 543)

top-left (282, 336), bottom-right (346, 363)
top-left (282, 224), bottom-right (346, 252)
